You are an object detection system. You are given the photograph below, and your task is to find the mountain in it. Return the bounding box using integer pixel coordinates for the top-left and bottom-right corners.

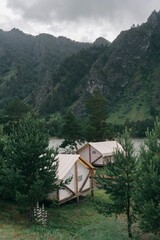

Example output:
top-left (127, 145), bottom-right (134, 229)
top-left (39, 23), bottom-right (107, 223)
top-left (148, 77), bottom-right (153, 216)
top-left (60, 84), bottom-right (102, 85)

top-left (101, 10), bottom-right (160, 122)
top-left (33, 10), bottom-right (160, 122)
top-left (0, 28), bottom-right (91, 110)
top-left (26, 45), bottom-right (107, 115)
top-left (93, 37), bottom-right (110, 46)
top-left (1, 11), bottom-right (160, 123)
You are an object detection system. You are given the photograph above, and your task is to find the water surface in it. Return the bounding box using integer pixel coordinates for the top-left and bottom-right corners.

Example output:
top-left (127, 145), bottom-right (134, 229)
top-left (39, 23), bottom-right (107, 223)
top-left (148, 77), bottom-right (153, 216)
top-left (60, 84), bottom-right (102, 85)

top-left (49, 138), bottom-right (145, 155)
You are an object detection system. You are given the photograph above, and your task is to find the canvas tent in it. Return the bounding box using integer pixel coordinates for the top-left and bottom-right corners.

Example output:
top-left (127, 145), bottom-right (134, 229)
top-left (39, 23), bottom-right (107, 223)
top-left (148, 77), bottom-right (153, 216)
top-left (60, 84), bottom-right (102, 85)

top-left (48, 154), bottom-right (94, 203)
top-left (77, 141), bottom-right (123, 166)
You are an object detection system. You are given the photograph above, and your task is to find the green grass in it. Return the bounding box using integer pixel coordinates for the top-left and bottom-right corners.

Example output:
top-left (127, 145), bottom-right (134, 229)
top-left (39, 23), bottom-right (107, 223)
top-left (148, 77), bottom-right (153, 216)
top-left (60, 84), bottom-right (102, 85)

top-left (108, 100), bottom-right (150, 124)
top-left (0, 190), bottom-right (137, 240)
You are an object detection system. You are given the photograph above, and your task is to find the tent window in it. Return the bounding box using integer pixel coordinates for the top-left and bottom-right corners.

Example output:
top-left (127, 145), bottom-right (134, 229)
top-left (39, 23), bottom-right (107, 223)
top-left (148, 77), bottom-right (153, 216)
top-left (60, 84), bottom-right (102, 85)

top-left (92, 150), bottom-right (96, 154)
top-left (78, 175), bottom-right (82, 182)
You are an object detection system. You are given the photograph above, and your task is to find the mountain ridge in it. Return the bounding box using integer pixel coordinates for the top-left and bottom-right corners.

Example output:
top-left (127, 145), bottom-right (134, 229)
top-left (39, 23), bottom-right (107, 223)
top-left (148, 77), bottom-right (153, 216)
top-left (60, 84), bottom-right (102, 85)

top-left (0, 28), bottom-right (93, 110)
top-left (0, 11), bottom-right (160, 122)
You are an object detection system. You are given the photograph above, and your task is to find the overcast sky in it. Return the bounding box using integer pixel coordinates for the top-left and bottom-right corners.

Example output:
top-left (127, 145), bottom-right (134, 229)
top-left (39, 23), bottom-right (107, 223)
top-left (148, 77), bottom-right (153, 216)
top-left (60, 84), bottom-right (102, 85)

top-left (0, 0), bottom-right (160, 42)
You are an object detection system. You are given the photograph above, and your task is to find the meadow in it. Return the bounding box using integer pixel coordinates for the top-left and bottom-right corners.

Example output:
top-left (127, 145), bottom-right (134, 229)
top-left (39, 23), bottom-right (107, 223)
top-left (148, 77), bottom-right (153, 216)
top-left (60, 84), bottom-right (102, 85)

top-left (0, 190), bottom-right (132, 240)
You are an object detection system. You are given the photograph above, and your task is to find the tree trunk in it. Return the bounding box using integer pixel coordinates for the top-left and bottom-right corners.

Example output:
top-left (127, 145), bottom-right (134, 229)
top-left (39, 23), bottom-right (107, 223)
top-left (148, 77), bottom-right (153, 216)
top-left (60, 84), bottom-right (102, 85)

top-left (127, 182), bottom-right (132, 238)
top-left (127, 208), bottom-right (132, 238)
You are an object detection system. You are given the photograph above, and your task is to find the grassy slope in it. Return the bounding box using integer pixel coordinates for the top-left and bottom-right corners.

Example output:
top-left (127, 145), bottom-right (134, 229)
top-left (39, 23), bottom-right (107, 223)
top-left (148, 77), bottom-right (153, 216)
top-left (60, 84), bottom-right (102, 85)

top-left (0, 190), bottom-right (130, 240)
top-left (107, 100), bottom-right (150, 124)
top-left (107, 81), bottom-right (152, 124)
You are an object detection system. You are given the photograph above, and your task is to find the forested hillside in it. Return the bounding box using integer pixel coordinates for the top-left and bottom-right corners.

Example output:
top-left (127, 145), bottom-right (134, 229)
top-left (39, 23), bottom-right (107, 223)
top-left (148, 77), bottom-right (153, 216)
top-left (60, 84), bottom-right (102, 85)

top-left (27, 10), bottom-right (160, 121)
top-left (28, 45), bottom-right (107, 115)
top-left (0, 28), bottom-right (90, 111)
top-left (1, 11), bottom-right (160, 122)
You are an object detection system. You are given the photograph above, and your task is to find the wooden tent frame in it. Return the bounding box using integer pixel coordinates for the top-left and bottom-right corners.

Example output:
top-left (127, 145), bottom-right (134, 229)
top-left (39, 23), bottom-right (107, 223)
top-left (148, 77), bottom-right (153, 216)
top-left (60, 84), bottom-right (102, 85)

top-left (56, 156), bottom-right (95, 204)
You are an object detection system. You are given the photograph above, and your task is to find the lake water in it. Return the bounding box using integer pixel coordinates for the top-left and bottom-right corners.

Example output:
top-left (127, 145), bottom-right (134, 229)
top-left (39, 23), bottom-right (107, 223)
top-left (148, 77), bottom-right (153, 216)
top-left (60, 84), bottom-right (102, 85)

top-left (49, 138), bottom-right (63, 149)
top-left (49, 138), bottom-right (145, 155)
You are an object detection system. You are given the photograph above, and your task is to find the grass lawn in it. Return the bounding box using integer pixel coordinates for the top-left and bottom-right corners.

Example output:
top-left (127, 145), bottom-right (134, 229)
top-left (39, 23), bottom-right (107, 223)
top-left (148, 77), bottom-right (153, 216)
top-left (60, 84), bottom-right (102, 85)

top-left (0, 190), bottom-right (149, 240)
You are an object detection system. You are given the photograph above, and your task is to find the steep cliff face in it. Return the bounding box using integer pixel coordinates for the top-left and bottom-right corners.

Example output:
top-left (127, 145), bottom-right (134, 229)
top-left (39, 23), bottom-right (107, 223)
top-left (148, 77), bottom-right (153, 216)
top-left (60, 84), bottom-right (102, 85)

top-left (1, 11), bottom-right (160, 122)
top-left (0, 29), bottom-right (90, 109)
top-left (37, 11), bottom-right (160, 121)
top-left (77, 11), bottom-right (160, 121)
top-left (29, 45), bottom-right (106, 115)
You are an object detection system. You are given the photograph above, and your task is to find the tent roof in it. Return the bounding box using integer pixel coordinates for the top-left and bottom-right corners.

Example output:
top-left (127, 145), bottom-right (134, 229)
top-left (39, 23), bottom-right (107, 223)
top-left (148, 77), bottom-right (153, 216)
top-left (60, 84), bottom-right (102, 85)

top-left (89, 141), bottom-right (123, 157)
top-left (57, 154), bottom-right (80, 179)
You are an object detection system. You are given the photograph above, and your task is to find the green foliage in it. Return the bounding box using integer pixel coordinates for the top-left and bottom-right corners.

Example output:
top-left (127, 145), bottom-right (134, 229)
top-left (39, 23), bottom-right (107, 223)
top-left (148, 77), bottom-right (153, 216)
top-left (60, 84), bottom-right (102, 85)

top-left (0, 192), bottom-right (131, 240)
top-left (4, 98), bottom-right (32, 121)
top-left (1, 17), bottom-right (160, 123)
top-left (96, 129), bottom-right (138, 238)
top-left (1, 98), bottom-right (34, 135)
top-left (0, 29), bottom-right (90, 113)
top-left (44, 112), bottom-right (63, 137)
top-left (85, 89), bottom-right (107, 141)
top-left (39, 45), bottom-right (105, 115)
top-left (3, 114), bottom-right (59, 210)
top-left (135, 119), bottom-right (160, 235)
top-left (61, 110), bottom-right (84, 151)
top-left (0, 125), bottom-right (14, 199)
top-left (105, 122), bottom-right (124, 140)
top-left (105, 119), bottom-right (155, 139)
top-left (125, 119), bottom-right (154, 138)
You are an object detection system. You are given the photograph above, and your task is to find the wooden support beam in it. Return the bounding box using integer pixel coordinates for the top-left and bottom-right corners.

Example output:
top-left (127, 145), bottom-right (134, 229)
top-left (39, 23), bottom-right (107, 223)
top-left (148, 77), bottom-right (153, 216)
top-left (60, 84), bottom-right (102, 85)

top-left (79, 170), bottom-right (91, 192)
top-left (65, 185), bottom-right (76, 195)
top-left (79, 157), bottom-right (94, 169)
top-left (75, 161), bottom-right (79, 202)
top-left (89, 145), bottom-right (91, 163)
top-left (90, 169), bottom-right (94, 197)
top-left (58, 194), bottom-right (76, 204)
top-left (92, 155), bottom-right (102, 165)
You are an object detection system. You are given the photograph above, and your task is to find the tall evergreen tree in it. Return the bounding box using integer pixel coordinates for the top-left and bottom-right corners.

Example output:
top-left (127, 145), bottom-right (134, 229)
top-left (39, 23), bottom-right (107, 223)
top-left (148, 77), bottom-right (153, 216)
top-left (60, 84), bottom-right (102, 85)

top-left (0, 125), bottom-right (5, 197)
top-left (4, 98), bottom-right (32, 122)
top-left (0, 125), bottom-right (15, 200)
top-left (135, 119), bottom-right (160, 235)
top-left (61, 110), bottom-right (84, 151)
top-left (85, 89), bottom-right (107, 141)
top-left (2, 98), bottom-right (34, 135)
top-left (96, 129), bottom-right (138, 238)
top-left (4, 114), bottom-right (59, 216)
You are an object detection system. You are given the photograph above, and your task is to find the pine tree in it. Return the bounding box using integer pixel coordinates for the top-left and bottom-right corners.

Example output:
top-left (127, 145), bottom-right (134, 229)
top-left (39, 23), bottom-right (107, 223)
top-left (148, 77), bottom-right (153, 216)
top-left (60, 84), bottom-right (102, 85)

top-left (0, 125), bottom-right (8, 198)
top-left (85, 89), bottom-right (107, 141)
top-left (135, 119), bottom-right (160, 235)
top-left (4, 98), bottom-right (32, 122)
top-left (4, 114), bottom-right (59, 217)
top-left (96, 129), bottom-right (138, 238)
top-left (2, 98), bottom-right (33, 135)
top-left (0, 126), bottom-right (4, 197)
top-left (61, 110), bottom-right (84, 151)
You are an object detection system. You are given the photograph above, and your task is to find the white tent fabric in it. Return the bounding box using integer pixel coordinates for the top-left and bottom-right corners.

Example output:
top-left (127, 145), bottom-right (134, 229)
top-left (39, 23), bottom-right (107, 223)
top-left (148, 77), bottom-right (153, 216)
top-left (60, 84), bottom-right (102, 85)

top-left (89, 141), bottom-right (123, 157)
top-left (57, 154), bottom-right (80, 179)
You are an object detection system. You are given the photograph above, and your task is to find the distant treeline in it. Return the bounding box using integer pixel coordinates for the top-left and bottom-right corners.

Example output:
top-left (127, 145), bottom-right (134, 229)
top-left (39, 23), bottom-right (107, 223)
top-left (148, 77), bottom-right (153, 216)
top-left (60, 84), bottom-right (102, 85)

top-left (0, 97), bottom-right (156, 144)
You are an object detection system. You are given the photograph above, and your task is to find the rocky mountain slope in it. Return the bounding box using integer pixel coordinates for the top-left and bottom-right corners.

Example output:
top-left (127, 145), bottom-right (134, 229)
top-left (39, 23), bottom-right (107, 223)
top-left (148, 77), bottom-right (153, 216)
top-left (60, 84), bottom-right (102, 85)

top-left (34, 10), bottom-right (160, 122)
top-left (1, 11), bottom-right (160, 122)
top-left (0, 28), bottom-right (90, 110)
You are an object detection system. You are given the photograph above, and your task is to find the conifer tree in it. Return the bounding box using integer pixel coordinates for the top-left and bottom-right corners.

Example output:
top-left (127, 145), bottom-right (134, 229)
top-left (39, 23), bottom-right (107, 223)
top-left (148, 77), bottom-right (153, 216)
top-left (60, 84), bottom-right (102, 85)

top-left (0, 125), bottom-right (8, 198)
top-left (61, 110), bottom-right (84, 151)
top-left (2, 98), bottom-right (33, 135)
top-left (4, 114), bottom-right (59, 216)
top-left (135, 119), bottom-right (160, 235)
top-left (96, 129), bottom-right (138, 238)
top-left (4, 98), bottom-right (32, 122)
top-left (85, 89), bottom-right (107, 141)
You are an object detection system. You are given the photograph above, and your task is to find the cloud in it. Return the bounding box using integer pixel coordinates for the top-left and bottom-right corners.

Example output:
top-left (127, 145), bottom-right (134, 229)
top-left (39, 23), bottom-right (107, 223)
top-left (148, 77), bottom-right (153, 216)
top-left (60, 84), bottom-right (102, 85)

top-left (3, 0), bottom-right (160, 42)
top-left (6, 0), bottom-right (160, 23)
